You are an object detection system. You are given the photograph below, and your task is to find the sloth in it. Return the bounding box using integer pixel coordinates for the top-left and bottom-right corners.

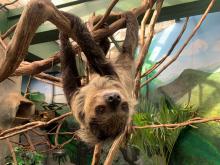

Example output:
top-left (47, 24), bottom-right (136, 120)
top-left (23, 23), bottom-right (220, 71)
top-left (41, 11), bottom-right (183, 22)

top-left (59, 11), bottom-right (138, 145)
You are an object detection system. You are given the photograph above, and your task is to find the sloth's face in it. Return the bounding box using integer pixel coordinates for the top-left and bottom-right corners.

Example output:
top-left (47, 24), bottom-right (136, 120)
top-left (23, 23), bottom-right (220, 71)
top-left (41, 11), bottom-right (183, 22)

top-left (71, 76), bottom-right (133, 143)
top-left (91, 90), bottom-right (129, 115)
top-left (84, 89), bottom-right (130, 141)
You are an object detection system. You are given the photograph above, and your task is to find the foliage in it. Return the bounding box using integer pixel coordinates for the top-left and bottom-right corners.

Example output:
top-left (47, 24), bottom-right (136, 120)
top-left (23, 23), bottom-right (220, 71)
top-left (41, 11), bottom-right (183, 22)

top-left (48, 115), bottom-right (92, 164)
top-left (5, 147), bottom-right (44, 165)
top-left (129, 97), bottom-right (197, 165)
top-left (27, 92), bottom-right (92, 165)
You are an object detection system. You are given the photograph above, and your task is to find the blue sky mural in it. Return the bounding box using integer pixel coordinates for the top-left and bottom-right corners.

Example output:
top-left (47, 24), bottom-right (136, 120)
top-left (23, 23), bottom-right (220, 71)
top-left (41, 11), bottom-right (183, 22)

top-left (147, 12), bottom-right (220, 86)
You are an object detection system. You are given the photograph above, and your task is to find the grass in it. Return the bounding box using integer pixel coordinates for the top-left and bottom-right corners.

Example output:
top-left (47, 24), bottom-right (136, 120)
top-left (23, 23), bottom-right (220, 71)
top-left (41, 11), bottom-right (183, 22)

top-left (129, 97), bottom-right (197, 165)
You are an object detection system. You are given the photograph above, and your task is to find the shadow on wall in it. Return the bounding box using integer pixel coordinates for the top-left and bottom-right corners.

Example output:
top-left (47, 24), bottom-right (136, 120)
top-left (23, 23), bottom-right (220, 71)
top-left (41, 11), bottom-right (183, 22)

top-left (157, 69), bottom-right (220, 116)
top-left (155, 69), bottom-right (220, 165)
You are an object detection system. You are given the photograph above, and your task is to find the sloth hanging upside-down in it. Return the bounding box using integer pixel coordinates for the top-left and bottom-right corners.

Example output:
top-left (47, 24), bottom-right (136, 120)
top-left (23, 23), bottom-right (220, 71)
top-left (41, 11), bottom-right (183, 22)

top-left (59, 11), bottom-right (138, 145)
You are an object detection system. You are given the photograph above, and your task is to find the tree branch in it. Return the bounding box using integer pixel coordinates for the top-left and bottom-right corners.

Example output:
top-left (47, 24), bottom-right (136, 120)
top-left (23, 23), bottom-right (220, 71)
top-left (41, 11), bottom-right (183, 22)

top-left (55, 119), bottom-right (64, 146)
top-left (13, 52), bottom-right (60, 76)
top-left (140, 0), bottom-right (154, 46)
top-left (0, 0), bottom-right (19, 10)
top-left (104, 132), bottom-right (126, 165)
top-left (6, 138), bottom-right (18, 165)
top-left (0, 112), bottom-right (72, 140)
top-left (24, 75), bottom-right (32, 98)
top-left (135, 0), bottom-right (164, 76)
top-left (1, 24), bottom-right (17, 40)
top-left (92, 143), bottom-right (102, 165)
top-left (34, 73), bottom-right (62, 87)
top-left (0, 0), bottom-right (150, 82)
top-left (134, 117), bottom-right (220, 129)
top-left (23, 132), bottom-right (35, 151)
top-left (141, 0), bottom-right (216, 87)
top-left (134, 0), bottom-right (164, 97)
top-left (0, 36), bottom-right (7, 49)
top-left (141, 17), bottom-right (189, 78)
top-left (1, 34), bottom-right (62, 87)
top-left (93, 0), bottom-right (119, 31)
top-left (109, 36), bottom-right (122, 52)
top-left (92, 0), bottom-right (151, 40)
top-left (0, 0), bottom-right (71, 82)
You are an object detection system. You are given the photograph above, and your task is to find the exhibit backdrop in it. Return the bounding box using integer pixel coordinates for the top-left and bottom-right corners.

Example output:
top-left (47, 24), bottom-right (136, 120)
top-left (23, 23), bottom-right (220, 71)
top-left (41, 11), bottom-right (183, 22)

top-left (141, 11), bottom-right (220, 165)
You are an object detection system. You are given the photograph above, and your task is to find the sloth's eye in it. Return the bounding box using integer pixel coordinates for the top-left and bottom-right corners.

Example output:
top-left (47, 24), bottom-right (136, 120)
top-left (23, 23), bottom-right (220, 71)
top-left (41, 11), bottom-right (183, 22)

top-left (95, 105), bottom-right (106, 115)
top-left (121, 102), bottom-right (129, 112)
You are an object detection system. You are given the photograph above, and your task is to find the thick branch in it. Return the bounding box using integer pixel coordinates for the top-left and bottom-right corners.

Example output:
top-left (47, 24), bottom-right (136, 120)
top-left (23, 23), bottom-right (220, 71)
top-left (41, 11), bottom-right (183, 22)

top-left (1, 27), bottom-right (62, 87)
top-left (0, 0), bottom-right (150, 82)
top-left (14, 44), bottom-right (80, 77)
top-left (13, 52), bottom-right (60, 76)
top-left (0, 0), bottom-right (71, 82)
top-left (1, 26), bottom-right (61, 78)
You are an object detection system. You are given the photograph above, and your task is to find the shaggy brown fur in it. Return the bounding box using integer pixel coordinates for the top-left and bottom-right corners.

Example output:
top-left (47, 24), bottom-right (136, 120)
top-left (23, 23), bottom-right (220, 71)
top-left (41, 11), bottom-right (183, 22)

top-left (60, 11), bottom-right (138, 145)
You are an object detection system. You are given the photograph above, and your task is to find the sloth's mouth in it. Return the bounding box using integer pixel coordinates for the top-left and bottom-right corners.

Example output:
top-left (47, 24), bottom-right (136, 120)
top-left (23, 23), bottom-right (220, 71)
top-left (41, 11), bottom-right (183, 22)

top-left (89, 115), bottom-right (128, 141)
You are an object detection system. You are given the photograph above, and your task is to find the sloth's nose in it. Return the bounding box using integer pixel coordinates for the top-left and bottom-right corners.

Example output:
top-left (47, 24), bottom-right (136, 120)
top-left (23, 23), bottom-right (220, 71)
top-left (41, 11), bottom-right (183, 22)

top-left (105, 93), bottom-right (121, 108)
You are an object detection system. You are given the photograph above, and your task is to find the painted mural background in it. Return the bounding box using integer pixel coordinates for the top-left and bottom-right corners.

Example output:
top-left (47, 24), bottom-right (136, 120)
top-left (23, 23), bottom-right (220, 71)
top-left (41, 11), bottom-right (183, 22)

top-left (142, 12), bottom-right (220, 164)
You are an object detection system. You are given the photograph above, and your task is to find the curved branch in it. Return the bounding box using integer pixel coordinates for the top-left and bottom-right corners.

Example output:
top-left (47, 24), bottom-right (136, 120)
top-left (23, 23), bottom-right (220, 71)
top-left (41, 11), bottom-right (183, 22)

top-left (93, 0), bottom-right (119, 31)
top-left (0, 0), bottom-right (72, 82)
top-left (0, 0), bottom-right (150, 82)
top-left (13, 52), bottom-right (60, 76)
